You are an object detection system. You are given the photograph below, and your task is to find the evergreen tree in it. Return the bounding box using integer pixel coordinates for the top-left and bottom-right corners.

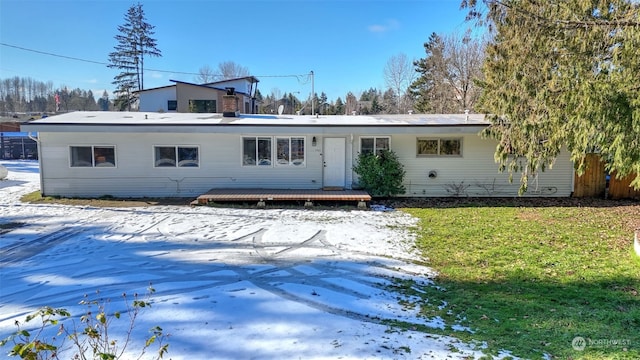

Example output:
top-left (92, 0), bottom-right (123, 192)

top-left (108, 2), bottom-right (161, 111)
top-left (370, 97), bottom-right (383, 114)
top-left (98, 91), bottom-right (110, 111)
top-left (462, 0), bottom-right (640, 192)
top-left (334, 97), bottom-right (344, 115)
top-left (318, 92), bottom-right (328, 114)
top-left (381, 89), bottom-right (397, 114)
top-left (410, 31), bottom-right (484, 114)
top-left (409, 33), bottom-right (446, 113)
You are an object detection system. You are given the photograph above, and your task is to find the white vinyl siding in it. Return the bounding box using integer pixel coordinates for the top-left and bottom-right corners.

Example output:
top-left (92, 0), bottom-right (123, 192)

top-left (391, 134), bottom-right (573, 197)
top-left (35, 129), bottom-right (574, 199)
top-left (38, 132), bottom-right (321, 198)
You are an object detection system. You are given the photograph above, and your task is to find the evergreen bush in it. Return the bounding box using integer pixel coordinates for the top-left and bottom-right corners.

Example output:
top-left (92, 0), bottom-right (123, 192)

top-left (353, 150), bottom-right (406, 197)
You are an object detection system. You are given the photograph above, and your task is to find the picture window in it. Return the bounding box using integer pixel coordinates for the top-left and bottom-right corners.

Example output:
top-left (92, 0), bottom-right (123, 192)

top-left (417, 138), bottom-right (462, 156)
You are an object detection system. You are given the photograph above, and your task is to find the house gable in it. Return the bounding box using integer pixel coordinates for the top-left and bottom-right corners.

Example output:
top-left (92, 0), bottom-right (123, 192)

top-left (137, 77), bottom-right (259, 114)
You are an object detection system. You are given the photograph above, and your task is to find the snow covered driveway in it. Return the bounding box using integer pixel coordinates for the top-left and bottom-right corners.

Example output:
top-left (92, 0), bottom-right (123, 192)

top-left (0, 160), bottom-right (485, 359)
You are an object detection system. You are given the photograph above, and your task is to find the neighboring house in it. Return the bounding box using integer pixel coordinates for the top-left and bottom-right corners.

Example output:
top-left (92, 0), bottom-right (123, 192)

top-left (1, 119), bottom-right (38, 159)
top-left (21, 111), bottom-right (575, 198)
top-left (137, 76), bottom-right (260, 114)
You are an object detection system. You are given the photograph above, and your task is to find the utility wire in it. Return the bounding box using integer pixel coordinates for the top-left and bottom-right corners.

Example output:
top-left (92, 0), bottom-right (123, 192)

top-left (1, 42), bottom-right (311, 79)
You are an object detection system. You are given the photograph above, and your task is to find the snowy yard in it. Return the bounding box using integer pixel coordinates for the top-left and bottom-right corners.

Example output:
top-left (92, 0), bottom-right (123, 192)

top-left (0, 160), bottom-right (487, 359)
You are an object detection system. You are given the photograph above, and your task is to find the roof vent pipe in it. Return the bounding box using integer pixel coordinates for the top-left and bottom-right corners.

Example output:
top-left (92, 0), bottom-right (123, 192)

top-left (464, 109), bottom-right (469, 123)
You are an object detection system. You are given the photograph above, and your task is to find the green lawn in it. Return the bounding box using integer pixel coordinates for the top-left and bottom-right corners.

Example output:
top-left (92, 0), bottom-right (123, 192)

top-left (399, 200), bottom-right (639, 359)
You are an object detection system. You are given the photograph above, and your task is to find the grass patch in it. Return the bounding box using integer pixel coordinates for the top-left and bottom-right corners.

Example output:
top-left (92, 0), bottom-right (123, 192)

top-left (401, 200), bottom-right (639, 359)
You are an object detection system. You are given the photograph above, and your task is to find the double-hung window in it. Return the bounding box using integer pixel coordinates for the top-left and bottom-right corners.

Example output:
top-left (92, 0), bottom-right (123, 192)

top-left (417, 138), bottom-right (462, 156)
top-left (243, 136), bottom-right (306, 167)
top-left (276, 137), bottom-right (305, 166)
top-left (70, 146), bottom-right (116, 167)
top-left (242, 137), bottom-right (272, 166)
top-left (360, 136), bottom-right (390, 155)
top-left (154, 146), bottom-right (199, 167)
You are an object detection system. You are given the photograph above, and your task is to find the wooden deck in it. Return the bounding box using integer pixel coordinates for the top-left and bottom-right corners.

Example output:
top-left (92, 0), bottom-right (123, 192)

top-left (194, 188), bottom-right (371, 207)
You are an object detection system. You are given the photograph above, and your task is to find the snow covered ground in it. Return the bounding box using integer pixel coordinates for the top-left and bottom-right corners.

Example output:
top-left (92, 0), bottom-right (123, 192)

top-left (0, 160), bottom-right (488, 359)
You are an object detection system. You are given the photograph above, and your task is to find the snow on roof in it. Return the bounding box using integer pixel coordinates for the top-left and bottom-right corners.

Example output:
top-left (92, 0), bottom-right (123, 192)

top-left (22, 111), bottom-right (488, 128)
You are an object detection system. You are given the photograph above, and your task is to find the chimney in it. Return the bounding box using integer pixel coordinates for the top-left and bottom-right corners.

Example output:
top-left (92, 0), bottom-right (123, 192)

top-left (222, 87), bottom-right (239, 117)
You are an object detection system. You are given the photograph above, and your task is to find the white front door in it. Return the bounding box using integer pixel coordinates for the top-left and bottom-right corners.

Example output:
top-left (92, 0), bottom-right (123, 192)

top-left (323, 137), bottom-right (346, 188)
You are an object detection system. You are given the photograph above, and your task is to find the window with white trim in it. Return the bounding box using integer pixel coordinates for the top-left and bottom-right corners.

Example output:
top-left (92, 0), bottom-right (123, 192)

top-left (417, 138), bottom-right (462, 156)
top-left (242, 136), bottom-right (306, 167)
top-left (70, 146), bottom-right (116, 167)
top-left (360, 136), bottom-right (390, 155)
top-left (242, 137), bottom-right (272, 166)
top-left (276, 137), bottom-right (305, 166)
top-left (154, 146), bottom-right (199, 167)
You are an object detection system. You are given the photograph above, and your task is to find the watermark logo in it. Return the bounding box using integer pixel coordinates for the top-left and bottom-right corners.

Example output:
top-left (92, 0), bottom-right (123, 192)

top-left (572, 337), bottom-right (586, 351)
top-left (572, 336), bottom-right (631, 351)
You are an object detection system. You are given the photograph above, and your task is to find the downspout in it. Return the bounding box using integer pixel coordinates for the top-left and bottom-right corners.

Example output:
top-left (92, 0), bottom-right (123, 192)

top-left (348, 133), bottom-right (354, 189)
top-left (28, 132), bottom-right (45, 196)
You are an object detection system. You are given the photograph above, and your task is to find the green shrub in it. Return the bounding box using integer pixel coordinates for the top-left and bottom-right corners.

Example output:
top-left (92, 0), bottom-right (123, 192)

top-left (353, 149), bottom-right (406, 197)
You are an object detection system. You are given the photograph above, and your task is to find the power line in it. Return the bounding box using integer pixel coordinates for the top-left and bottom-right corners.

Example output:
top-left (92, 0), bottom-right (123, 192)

top-left (1, 42), bottom-right (312, 79)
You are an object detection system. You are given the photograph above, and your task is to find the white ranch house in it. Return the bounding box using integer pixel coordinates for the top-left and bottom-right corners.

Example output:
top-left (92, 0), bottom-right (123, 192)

top-left (21, 111), bottom-right (574, 198)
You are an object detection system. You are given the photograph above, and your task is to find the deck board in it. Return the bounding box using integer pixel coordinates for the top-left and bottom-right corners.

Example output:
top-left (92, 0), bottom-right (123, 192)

top-left (195, 188), bottom-right (371, 205)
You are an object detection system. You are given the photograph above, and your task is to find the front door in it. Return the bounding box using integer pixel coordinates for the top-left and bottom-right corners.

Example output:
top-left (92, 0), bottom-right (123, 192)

top-left (323, 137), bottom-right (346, 189)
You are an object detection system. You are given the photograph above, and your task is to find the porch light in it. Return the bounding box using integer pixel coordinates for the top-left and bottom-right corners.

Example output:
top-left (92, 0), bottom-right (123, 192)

top-left (312, 136), bottom-right (317, 146)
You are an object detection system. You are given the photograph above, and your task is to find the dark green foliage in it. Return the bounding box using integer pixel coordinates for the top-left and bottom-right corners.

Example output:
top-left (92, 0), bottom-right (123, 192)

top-left (108, 3), bottom-right (161, 111)
top-left (353, 150), bottom-right (406, 197)
top-left (462, 0), bottom-right (640, 193)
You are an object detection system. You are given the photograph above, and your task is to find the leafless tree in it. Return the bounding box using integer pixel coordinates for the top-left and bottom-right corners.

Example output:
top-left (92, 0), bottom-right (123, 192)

top-left (383, 53), bottom-right (416, 113)
top-left (217, 61), bottom-right (250, 80)
top-left (195, 65), bottom-right (216, 83)
top-left (444, 31), bottom-right (485, 112)
top-left (345, 92), bottom-right (358, 114)
top-left (194, 61), bottom-right (250, 83)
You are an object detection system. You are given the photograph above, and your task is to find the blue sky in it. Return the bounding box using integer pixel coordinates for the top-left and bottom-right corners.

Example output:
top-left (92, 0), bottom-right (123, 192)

top-left (1, 0), bottom-right (472, 102)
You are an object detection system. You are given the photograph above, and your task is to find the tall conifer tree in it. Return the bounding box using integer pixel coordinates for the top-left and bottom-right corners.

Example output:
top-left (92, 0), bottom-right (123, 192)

top-left (108, 3), bottom-right (161, 111)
